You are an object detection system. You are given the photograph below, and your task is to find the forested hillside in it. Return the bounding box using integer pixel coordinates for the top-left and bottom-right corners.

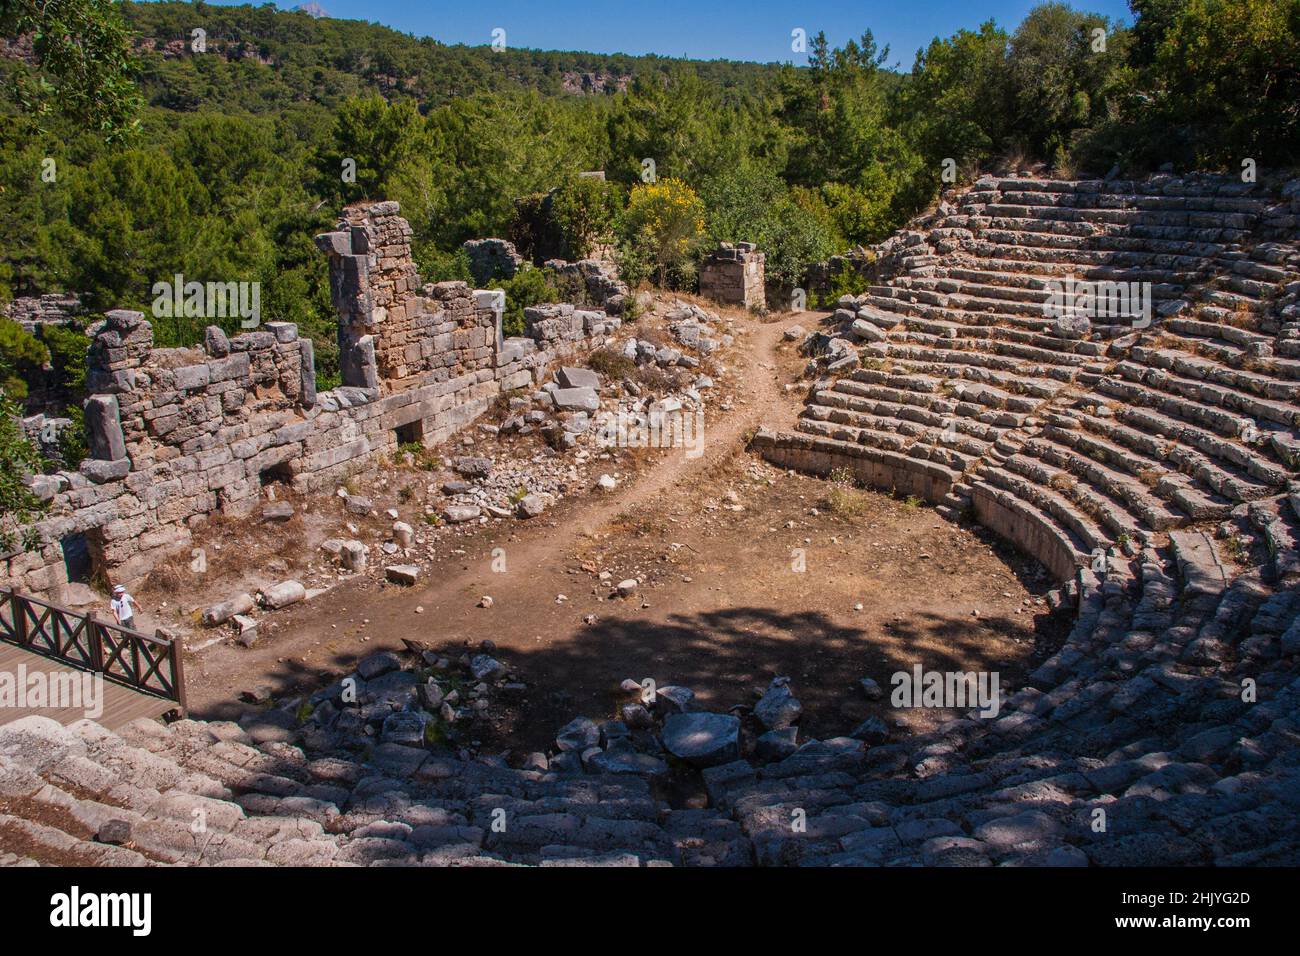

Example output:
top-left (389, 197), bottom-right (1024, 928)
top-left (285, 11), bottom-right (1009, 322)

top-left (1, 0), bottom-right (1297, 397)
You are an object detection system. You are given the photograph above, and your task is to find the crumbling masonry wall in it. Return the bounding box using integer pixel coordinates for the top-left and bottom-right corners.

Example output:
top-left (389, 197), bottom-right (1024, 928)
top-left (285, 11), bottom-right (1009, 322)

top-left (2, 201), bottom-right (621, 599)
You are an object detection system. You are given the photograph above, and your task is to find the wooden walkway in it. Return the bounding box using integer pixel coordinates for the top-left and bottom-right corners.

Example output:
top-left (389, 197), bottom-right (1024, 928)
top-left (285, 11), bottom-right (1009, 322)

top-left (0, 640), bottom-right (176, 730)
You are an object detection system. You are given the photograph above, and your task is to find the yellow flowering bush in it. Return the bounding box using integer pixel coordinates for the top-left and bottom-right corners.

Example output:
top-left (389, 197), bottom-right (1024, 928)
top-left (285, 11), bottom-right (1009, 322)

top-left (618, 178), bottom-right (706, 288)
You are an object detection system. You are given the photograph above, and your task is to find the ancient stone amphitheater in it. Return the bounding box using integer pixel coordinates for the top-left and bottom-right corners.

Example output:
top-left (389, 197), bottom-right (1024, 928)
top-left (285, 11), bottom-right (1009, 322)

top-left (3, 173), bottom-right (1299, 866)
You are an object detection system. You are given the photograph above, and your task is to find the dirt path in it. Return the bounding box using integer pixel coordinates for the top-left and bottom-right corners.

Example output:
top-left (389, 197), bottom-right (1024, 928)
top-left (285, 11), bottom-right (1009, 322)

top-left (186, 311), bottom-right (1055, 750)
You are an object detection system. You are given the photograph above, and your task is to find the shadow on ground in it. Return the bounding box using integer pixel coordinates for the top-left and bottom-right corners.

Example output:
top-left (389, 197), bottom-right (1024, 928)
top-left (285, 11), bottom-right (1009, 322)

top-left (194, 600), bottom-right (1064, 753)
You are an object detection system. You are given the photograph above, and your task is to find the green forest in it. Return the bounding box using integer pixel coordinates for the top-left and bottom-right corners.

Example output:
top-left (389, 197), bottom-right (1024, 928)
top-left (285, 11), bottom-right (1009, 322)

top-left (1, 0), bottom-right (1297, 402)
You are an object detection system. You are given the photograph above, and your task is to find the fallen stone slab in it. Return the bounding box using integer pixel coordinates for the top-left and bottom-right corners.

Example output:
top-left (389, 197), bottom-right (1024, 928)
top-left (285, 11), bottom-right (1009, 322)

top-left (357, 651), bottom-right (401, 681)
top-left (557, 366), bottom-right (601, 390)
top-left (516, 494), bottom-right (546, 518)
top-left (553, 387), bottom-right (600, 412)
top-left (344, 495), bottom-right (373, 516)
top-left (754, 679), bottom-right (802, 730)
top-left (654, 685), bottom-right (695, 714)
top-left (851, 318), bottom-right (888, 343)
top-left (261, 502), bottom-right (295, 523)
top-left (96, 820), bottom-right (132, 846)
top-left (381, 711), bottom-right (428, 747)
top-left (662, 712), bottom-right (740, 768)
top-left (385, 564), bottom-right (419, 586)
top-left (755, 726), bottom-right (799, 762)
top-left (470, 654), bottom-right (506, 680)
top-left (556, 717), bottom-right (600, 752)
top-left (454, 456), bottom-right (493, 478)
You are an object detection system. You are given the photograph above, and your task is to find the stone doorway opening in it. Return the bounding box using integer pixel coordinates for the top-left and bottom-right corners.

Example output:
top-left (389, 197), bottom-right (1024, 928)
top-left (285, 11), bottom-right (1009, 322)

top-left (259, 462), bottom-right (294, 487)
top-left (395, 419), bottom-right (425, 448)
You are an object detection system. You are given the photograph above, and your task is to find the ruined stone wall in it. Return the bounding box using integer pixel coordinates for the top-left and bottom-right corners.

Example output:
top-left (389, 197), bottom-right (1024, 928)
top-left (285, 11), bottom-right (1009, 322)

top-left (1, 293), bottom-right (85, 332)
top-left (542, 258), bottom-right (629, 315)
top-left (462, 238), bottom-right (523, 286)
top-left (700, 242), bottom-right (765, 310)
top-left (1, 201), bottom-right (620, 599)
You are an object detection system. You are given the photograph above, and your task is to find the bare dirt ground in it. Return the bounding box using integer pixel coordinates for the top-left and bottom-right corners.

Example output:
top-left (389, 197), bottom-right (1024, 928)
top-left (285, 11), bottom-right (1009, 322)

top-left (168, 310), bottom-right (1064, 752)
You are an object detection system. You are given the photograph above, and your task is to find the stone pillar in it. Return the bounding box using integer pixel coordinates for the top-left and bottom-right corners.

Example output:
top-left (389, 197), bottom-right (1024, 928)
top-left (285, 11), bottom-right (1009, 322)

top-left (700, 242), bottom-right (766, 310)
top-left (317, 200), bottom-right (420, 391)
top-left (474, 289), bottom-right (505, 354)
top-left (85, 309), bottom-right (153, 394)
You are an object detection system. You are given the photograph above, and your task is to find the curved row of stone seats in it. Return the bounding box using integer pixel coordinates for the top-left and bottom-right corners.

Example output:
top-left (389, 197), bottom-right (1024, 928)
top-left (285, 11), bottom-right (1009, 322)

top-left (2, 520), bottom-right (1298, 866)
top-left (863, 175), bottom-right (1297, 338)
top-left (704, 530), bottom-right (1300, 865)
top-left (770, 173), bottom-right (1300, 577)
top-left (0, 710), bottom-right (748, 867)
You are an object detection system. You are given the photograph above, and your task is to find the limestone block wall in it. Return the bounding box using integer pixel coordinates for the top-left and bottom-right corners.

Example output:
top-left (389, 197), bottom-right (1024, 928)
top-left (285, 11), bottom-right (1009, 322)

top-left (1, 201), bottom-right (621, 599)
top-left (462, 238), bottom-right (523, 286)
top-left (700, 242), bottom-right (765, 309)
top-left (542, 259), bottom-right (629, 315)
top-left (1, 292), bottom-right (85, 332)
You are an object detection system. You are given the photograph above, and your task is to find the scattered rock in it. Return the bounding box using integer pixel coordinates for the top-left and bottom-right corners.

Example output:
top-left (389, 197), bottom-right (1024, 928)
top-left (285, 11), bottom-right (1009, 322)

top-left (454, 456), bottom-right (493, 478)
top-left (754, 678), bottom-right (802, 730)
top-left (257, 580), bottom-right (306, 610)
top-left (357, 651), bottom-right (401, 680)
top-left (470, 655), bottom-right (506, 681)
top-left (344, 495), bottom-right (374, 516)
top-left (516, 494), bottom-right (546, 518)
top-left (556, 717), bottom-right (600, 752)
top-left (443, 505), bottom-right (482, 523)
top-left (95, 820), bottom-right (132, 846)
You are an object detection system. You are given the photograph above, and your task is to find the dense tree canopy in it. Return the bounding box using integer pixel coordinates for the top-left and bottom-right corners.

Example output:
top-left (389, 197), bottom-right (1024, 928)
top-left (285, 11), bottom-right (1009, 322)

top-left (0, 0), bottom-right (1294, 402)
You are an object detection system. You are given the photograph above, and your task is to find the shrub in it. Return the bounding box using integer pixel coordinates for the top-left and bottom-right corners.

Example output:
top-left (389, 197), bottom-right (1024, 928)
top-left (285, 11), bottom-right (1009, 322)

top-left (816, 268), bottom-right (874, 309)
top-left (0, 392), bottom-right (47, 553)
top-left (618, 178), bottom-right (706, 288)
top-left (417, 245), bottom-right (473, 285)
top-left (0, 319), bottom-right (49, 401)
top-left (826, 485), bottom-right (866, 517)
top-left (587, 347), bottom-right (636, 380)
top-left (550, 175), bottom-right (622, 260)
top-left (499, 267), bottom-right (560, 337)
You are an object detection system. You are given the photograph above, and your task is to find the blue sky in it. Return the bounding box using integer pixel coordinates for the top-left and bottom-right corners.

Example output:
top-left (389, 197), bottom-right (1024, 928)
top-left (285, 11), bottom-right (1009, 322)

top-left (194, 1), bottom-right (1135, 65)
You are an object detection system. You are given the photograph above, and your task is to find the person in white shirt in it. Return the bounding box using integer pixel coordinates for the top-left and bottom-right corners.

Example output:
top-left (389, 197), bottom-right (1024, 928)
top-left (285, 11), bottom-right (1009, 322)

top-left (110, 585), bottom-right (138, 630)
